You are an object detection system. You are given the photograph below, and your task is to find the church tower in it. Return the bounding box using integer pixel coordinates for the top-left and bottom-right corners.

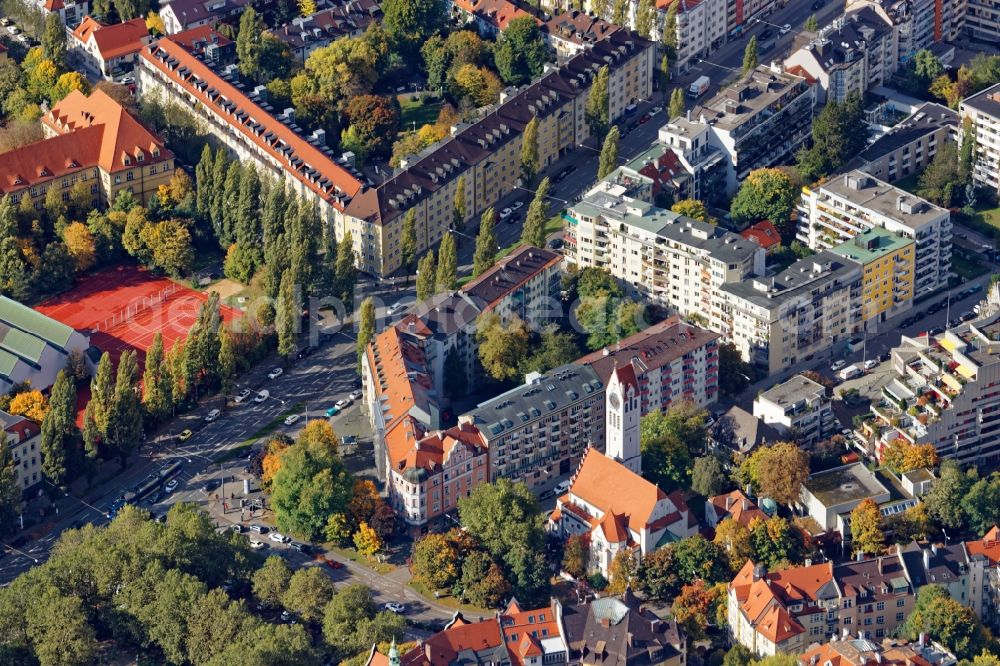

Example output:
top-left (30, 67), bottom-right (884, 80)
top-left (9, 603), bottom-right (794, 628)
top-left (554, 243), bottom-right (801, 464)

top-left (605, 362), bottom-right (641, 474)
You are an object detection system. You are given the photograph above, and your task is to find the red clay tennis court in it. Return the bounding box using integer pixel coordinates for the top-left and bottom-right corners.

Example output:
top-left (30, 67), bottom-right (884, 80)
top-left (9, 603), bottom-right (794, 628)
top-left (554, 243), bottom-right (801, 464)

top-left (37, 265), bottom-right (240, 365)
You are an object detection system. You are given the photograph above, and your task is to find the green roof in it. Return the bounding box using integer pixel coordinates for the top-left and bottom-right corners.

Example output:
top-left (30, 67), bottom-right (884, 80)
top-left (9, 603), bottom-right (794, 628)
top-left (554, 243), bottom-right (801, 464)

top-left (0, 349), bottom-right (18, 377)
top-left (828, 228), bottom-right (913, 266)
top-left (0, 296), bottom-right (74, 349)
top-left (0, 327), bottom-right (46, 364)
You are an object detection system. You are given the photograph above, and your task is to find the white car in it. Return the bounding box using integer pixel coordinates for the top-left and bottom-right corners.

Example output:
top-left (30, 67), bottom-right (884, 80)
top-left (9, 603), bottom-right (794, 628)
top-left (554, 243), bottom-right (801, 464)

top-left (164, 479), bottom-right (178, 493)
top-left (204, 408), bottom-right (221, 422)
top-left (335, 399), bottom-right (350, 409)
top-left (511, 201), bottom-right (524, 211)
top-left (779, 23), bottom-right (791, 34)
top-left (384, 602), bottom-right (406, 614)
top-left (349, 390), bottom-right (362, 401)
top-left (234, 388), bottom-right (252, 403)
top-left (863, 359), bottom-right (879, 371)
top-left (499, 207), bottom-right (513, 219)
top-left (118, 76), bottom-right (135, 84)
top-left (267, 367), bottom-right (283, 380)
top-left (830, 359), bottom-right (846, 372)
top-left (269, 532), bottom-right (291, 544)
top-left (249, 539), bottom-right (266, 549)
top-left (254, 390), bottom-right (269, 403)
top-left (387, 301), bottom-right (405, 316)
top-left (650, 105), bottom-right (663, 115)
top-left (284, 414), bottom-right (300, 426)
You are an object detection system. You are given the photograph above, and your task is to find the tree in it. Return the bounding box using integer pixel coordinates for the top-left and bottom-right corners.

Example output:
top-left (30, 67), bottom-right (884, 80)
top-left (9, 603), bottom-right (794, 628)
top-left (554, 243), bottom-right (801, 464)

top-left (902, 585), bottom-right (991, 659)
top-left (476, 312), bottom-right (530, 381)
top-left (880, 439), bottom-right (939, 474)
top-left (691, 455), bottom-right (726, 497)
top-left (494, 16), bottom-right (548, 86)
top-left (635, 0), bottom-right (655, 37)
top-left (353, 521), bottom-right (383, 559)
top-left (143, 219), bottom-right (195, 277)
top-left (334, 231), bottom-right (357, 308)
top-left (521, 177), bottom-right (550, 248)
top-left (253, 555), bottom-right (292, 609)
top-left (661, 0), bottom-right (678, 57)
top-left (749, 516), bottom-right (803, 568)
top-left (924, 460), bottom-right (974, 530)
top-left (459, 479), bottom-right (549, 604)
top-left (713, 518), bottom-right (754, 571)
top-left (10, 391), bottom-right (49, 423)
top-left (668, 87), bottom-right (685, 120)
top-left (453, 175), bottom-right (467, 232)
top-left (356, 297), bottom-right (376, 375)
top-left (452, 63), bottom-right (503, 106)
top-left (597, 125), bottom-right (620, 180)
top-left (640, 402), bottom-right (709, 490)
top-left (745, 442), bottom-right (809, 506)
top-left (742, 36), bottom-right (759, 73)
top-left (25, 585), bottom-right (97, 665)
top-left (673, 534), bottom-right (730, 585)
top-left (804, 14), bottom-right (818, 30)
top-left (323, 584), bottom-right (404, 656)
top-left (382, 0), bottom-right (445, 56)
top-left (461, 551), bottom-right (510, 608)
top-left (964, 473), bottom-right (1000, 535)
top-left (344, 95), bottom-right (400, 160)
top-left (40, 370), bottom-right (75, 489)
top-left (276, 270), bottom-right (298, 359)
top-left (562, 535), bottom-right (589, 578)
top-left (236, 7), bottom-right (265, 79)
top-left (585, 65), bottom-right (610, 137)
top-left (0, 433), bottom-right (20, 536)
top-left (671, 198), bottom-right (710, 222)
top-left (51, 72), bottom-right (90, 102)
top-left (299, 0), bottom-right (316, 15)
top-left (635, 546), bottom-right (680, 602)
top-left (146, 9), bottom-right (165, 34)
top-left (42, 13), bottom-right (66, 67)
top-left (436, 233), bottom-right (458, 293)
top-left (522, 327), bottom-right (581, 375)
top-left (283, 567), bottom-right (336, 624)
top-left (673, 580), bottom-right (724, 640)
top-left (611, 0), bottom-right (628, 25)
top-left (729, 168), bottom-right (798, 235)
top-left (520, 115), bottom-right (540, 184)
top-left (270, 420), bottom-right (353, 540)
top-left (725, 645), bottom-right (754, 666)
top-left (917, 141), bottom-right (964, 207)
top-left (718, 341), bottom-right (754, 397)
top-left (473, 208), bottom-right (498, 276)
top-left (142, 332), bottom-right (172, 421)
top-left (416, 250), bottom-right (437, 302)
top-left (607, 550), bottom-right (638, 595)
top-left (411, 532), bottom-right (462, 589)
top-left (850, 498), bottom-right (885, 556)
top-left (217, 326), bottom-right (236, 397)
top-left (107, 350), bottom-right (143, 466)
top-left (796, 93), bottom-right (868, 181)
top-left (400, 209), bottom-right (417, 277)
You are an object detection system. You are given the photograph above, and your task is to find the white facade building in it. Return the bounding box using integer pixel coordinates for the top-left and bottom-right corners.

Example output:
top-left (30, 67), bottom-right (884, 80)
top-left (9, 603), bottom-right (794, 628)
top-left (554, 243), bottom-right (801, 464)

top-left (961, 82), bottom-right (1000, 199)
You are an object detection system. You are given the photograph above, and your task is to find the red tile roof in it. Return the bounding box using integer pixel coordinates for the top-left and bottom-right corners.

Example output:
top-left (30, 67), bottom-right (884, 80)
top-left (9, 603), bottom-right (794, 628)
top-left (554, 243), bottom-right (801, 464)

top-left (500, 599), bottom-right (564, 665)
top-left (139, 34), bottom-right (363, 210)
top-left (708, 489), bottom-right (768, 527)
top-left (567, 448), bottom-right (667, 535)
top-left (741, 220), bottom-right (782, 250)
top-left (43, 88), bottom-right (171, 174)
top-left (0, 126), bottom-right (104, 193)
top-left (453, 0), bottom-right (540, 31)
top-left (967, 525), bottom-right (1000, 565)
top-left (71, 17), bottom-right (149, 60)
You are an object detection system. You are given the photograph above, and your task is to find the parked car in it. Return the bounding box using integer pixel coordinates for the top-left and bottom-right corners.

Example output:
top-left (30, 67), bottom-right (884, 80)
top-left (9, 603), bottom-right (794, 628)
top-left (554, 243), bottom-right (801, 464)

top-left (971, 284), bottom-right (983, 293)
top-left (280, 610), bottom-right (294, 622)
top-left (249, 539), bottom-right (265, 549)
top-left (499, 207), bottom-right (513, 219)
top-left (318, 556), bottom-right (343, 569)
top-left (0, 18), bottom-right (12, 26)
top-left (267, 367), bottom-right (283, 380)
top-left (779, 23), bottom-right (791, 34)
top-left (639, 113), bottom-right (651, 124)
top-left (234, 388), bottom-right (252, 403)
top-left (254, 390), bottom-right (269, 403)
top-left (387, 301), bottom-right (406, 316)
top-left (511, 201), bottom-right (524, 210)
top-left (961, 310), bottom-right (976, 321)
top-left (165, 479), bottom-right (178, 493)
top-left (289, 542), bottom-right (307, 553)
top-left (335, 399), bottom-right (350, 409)
top-left (547, 238), bottom-right (564, 249)
top-left (249, 524), bottom-right (267, 533)
top-left (811, 0), bottom-right (825, 9)
top-left (650, 105), bottom-right (662, 115)
top-left (325, 405), bottom-right (341, 417)
top-left (269, 532), bottom-right (291, 544)
top-left (759, 28), bottom-right (774, 40)
top-left (349, 390), bottom-right (362, 401)
top-left (284, 414), bottom-right (301, 426)
top-left (830, 359), bottom-right (846, 372)
top-left (863, 359), bottom-right (879, 371)
top-left (230, 524), bottom-right (243, 533)
top-left (385, 602), bottom-right (406, 614)
top-left (553, 165), bottom-right (576, 183)
top-left (204, 408), bottom-right (221, 422)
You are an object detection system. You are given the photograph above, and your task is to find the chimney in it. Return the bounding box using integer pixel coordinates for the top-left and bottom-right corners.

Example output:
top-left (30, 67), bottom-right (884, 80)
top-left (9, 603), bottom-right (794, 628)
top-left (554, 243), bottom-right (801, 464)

top-left (919, 633), bottom-right (927, 647)
top-left (726, 495), bottom-right (733, 510)
top-left (877, 558), bottom-right (884, 575)
top-left (923, 547), bottom-right (931, 572)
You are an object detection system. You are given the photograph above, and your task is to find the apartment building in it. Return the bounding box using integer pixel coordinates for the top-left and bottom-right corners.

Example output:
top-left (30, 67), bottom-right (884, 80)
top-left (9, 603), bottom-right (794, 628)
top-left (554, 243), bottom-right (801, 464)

top-left (383, 421), bottom-right (490, 534)
top-left (966, 527), bottom-right (1000, 632)
top-left (721, 251), bottom-right (863, 375)
top-left (799, 636), bottom-right (957, 666)
top-left (565, 181), bottom-right (764, 333)
top-left (449, 0), bottom-right (538, 37)
top-left (68, 17), bottom-right (150, 80)
top-left (753, 373), bottom-right (837, 446)
top-left (871, 316), bottom-right (1000, 465)
top-left (783, 7), bottom-right (897, 104)
top-left (22, 0), bottom-right (88, 28)
top-left (542, 10), bottom-right (620, 60)
top-left (344, 29), bottom-right (655, 276)
top-left (662, 0), bottom-right (729, 71)
top-left (549, 448), bottom-right (697, 577)
top-left (797, 171), bottom-right (951, 298)
top-left (271, 0), bottom-right (381, 63)
top-left (966, 0), bottom-right (1000, 42)
top-left (705, 489), bottom-right (767, 528)
top-left (460, 363), bottom-right (606, 490)
top-left (660, 65), bottom-right (814, 196)
top-left (158, 0), bottom-right (251, 34)
top-left (728, 555), bottom-right (917, 656)
top-left (960, 82), bottom-right (1000, 198)
top-left (1, 410), bottom-right (42, 492)
top-left (848, 102), bottom-right (958, 183)
top-left (0, 88), bottom-right (173, 212)
top-left (847, 0), bottom-right (922, 61)
top-left (828, 228), bottom-right (915, 324)
top-left (395, 245), bottom-right (562, 400)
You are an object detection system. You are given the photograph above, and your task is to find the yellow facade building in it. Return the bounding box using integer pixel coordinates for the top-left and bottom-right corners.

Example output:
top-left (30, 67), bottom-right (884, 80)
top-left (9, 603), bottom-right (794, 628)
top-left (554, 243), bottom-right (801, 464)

top-left (830, 227), bottom-right (914, 324)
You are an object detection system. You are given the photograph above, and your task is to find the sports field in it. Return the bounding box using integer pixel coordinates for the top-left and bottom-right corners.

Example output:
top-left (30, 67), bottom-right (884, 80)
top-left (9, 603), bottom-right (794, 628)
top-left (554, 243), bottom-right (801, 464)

top-left (37, 265), bottom-right (239, 365)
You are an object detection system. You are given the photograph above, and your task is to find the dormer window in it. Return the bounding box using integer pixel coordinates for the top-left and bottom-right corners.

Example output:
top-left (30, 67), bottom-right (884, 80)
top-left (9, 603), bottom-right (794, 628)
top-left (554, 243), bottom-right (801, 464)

top-left (152, 149), bottom-right (160, 158)
top-left (123, 156), bottom-right (131, 166)
top-left (137, 152), bottom-right (144, 162)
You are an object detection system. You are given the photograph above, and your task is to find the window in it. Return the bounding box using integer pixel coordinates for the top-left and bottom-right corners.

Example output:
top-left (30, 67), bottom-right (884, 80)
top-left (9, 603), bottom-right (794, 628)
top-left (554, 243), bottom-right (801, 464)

top-left (896, 612), bottom-right (904, 622)
top-left (126, 171), bottom-right (134, 182)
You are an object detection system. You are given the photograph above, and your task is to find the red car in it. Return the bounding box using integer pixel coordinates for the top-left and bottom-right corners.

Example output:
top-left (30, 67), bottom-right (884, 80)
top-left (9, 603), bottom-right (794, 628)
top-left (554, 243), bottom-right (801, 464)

top-left (317, 556), bottom-right (344, 569)
top-left (639, 114), bottom-right (651, 124)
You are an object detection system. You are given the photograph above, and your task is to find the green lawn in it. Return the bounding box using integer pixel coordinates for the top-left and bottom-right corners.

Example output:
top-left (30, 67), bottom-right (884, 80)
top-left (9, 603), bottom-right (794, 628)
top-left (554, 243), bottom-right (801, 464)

top-left (398, 96), bottom-right (444, 133)
top-left (327, 545), bottom-right (394, 574)
top-left (893, 171), bottom-right (922, 194)
top-left (408, 580), bottom-right (491, 614)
